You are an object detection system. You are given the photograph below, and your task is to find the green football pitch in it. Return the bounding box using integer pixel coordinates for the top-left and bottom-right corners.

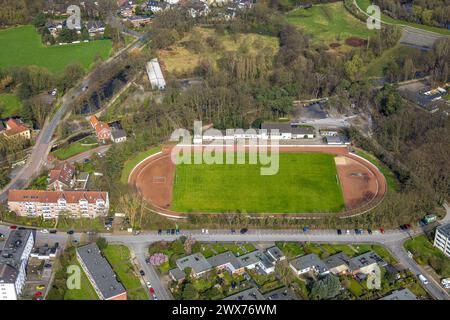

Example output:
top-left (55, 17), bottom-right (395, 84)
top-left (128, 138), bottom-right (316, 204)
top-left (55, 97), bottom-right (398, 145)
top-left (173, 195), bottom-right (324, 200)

top-left (171, 152), bottom-right (345, 214)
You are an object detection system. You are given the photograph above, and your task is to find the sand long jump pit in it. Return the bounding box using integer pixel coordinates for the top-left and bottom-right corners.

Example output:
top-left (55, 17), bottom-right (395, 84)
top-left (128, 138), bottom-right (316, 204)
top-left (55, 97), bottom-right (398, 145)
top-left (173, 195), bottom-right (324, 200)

top-left (128, 145), bottom-right (387, 219)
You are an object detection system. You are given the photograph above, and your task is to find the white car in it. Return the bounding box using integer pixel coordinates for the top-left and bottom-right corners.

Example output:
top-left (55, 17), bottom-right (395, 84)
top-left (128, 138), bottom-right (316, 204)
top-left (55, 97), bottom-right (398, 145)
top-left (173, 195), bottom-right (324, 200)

top-left (418, 274), bottom-right (429, 285)
top-left (40, 229), bottom-right (49, 234)
top-left (146, 282), bottom-right (152, 288)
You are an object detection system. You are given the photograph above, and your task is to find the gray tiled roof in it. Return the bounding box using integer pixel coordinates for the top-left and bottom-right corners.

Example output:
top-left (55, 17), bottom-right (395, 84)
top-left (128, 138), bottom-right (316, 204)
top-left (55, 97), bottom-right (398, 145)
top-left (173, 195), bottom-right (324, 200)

top-left (238, 250), bottom-right (273, 269)
top-left (324, 252), bottom-right (351, 270)
top-left (437, 223), bottom-right (450, 238)
top-left (0, 230), bottom-right (34, 284)
top-left (176, 253), bottom-right (212, 275)
top-left (169, 267), bottom-right (186, 281)
top-left (76, 243), bottom-right (126, 300)
top-left (349, 251), bottom-right (386, 270)
top-left (223, 287), bottom-right (265, 300)
top-left (207, 251), bottom-right (242, 270)
top-left (290, 253), bottom-right (328, 274)
top-left (263, 287), bottom-right (297, 300)
top-left (379, 288), bottom-right (418, 300)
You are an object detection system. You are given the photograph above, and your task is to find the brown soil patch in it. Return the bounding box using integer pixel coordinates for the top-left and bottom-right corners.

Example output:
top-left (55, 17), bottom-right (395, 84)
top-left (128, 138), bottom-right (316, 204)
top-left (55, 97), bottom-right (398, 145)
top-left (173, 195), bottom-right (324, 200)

top-left (345, 37), bottom-right (367, 47)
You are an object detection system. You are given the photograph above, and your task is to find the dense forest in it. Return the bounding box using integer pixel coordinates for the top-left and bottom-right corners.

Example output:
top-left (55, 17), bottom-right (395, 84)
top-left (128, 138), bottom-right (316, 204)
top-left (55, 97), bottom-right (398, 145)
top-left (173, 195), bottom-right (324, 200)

top-left (374, 0), bottom-right (450, 28)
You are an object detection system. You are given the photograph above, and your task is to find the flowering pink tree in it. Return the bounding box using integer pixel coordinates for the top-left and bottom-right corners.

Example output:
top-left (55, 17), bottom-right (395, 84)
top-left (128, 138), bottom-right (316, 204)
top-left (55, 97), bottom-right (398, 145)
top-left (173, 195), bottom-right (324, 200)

top-left (149, 253), bottom-right (168, 266)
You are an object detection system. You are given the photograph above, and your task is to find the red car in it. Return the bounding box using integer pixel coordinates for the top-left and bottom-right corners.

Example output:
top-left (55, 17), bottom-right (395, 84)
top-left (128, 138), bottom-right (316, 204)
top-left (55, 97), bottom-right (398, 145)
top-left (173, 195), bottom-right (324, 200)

top-left (9, 225), bottom-right (17, 230)
top-left (379, 228), bottom-right (385, 234)
top-left (149, 287), bottom-right (155, 295)
top-left (34, 292), bottom-right (42, 297)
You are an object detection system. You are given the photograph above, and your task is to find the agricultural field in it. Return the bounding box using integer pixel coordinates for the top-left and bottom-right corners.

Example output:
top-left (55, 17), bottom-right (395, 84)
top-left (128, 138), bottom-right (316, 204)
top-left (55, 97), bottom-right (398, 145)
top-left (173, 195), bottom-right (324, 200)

top-left (171, 153), bottom-right (345, 213)
top-left (0, 93), bottom-right (22, 118)
top-left (0, 26), bottom-right (112, 74)
top-left (158, 27), bottom-right (279, 74)
top-left (355, 0), bottom-right (450, 35)
top-left (286, 2), bottom-right (375, 45)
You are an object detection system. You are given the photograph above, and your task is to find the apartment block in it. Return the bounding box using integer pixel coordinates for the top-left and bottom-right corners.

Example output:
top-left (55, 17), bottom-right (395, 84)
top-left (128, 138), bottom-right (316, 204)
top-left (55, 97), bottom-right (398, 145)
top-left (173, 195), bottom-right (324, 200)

top-left (8, 190), bottom-right (109, 219)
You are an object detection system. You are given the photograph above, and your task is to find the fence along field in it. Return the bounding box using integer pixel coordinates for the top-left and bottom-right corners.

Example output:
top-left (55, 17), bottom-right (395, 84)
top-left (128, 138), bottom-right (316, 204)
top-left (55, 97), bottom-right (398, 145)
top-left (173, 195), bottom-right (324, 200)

top-left (0, 26), bottom-right (112, 74)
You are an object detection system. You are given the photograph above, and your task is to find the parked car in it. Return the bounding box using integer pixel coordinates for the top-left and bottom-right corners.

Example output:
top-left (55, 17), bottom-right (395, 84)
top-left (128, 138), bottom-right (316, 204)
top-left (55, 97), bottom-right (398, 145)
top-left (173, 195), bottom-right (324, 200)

top-left (418, 274), bottom-right (429, 285)
top-left (40, 229), bottom-right (49, 234)
top-left (34, 292), bottom-right (42, 297)
top-left (18, 227), bottom-right (26, 230)
top-left (345, 229), bottom-right (350, 235)
top-left (405, 224), bottom-right (412, 229)
top-left (303, 227), bottom-right (309, 233)
top-left (355, 229), bottom-right (361, 235)
top-left (36, 285), bottom-right (45, 290)
top-left (67, 230), bottom-right (74, 235)
top-left (139, 270), bottom-right (145, 276)
top-left (149, 287), bottom-right (155, 295)
top-left (153, 295), bottom-right (158, 300)
top-left (337, 229), bottom-right (342, 235)
top-left (379, 228), bottom-right (385, 234)
top-left (9, 225), bottom-right (17, 230)
top-left (157, 229), bottom-right (162, 235)
top-left (0, 233), bottom-right (4, 239)
top-left (231, 228), bottom-right (236, 234)
top-left (49, 230), bottom-right (57, 234)
top-left (240, 228), bottom-right (248, 234)
top-left (367, 228), bottom-right (372, 235)
top-left (146, 281), bottom-right (152, 288)
top-left (170, 229), bottom-right (175, 235)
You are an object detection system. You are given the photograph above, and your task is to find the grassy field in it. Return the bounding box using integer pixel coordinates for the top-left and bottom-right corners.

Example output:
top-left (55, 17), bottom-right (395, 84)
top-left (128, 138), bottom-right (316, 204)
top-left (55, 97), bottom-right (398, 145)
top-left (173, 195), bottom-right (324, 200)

top-left (121, 146), bottom-right (162, 184)
top-left (0, 26), bottom-right (112, 74)
top-left (0, 93), bottom-right (22, 118)
top-left (365, 45), bottom-right (419, 78)
top-left (286, 2), bottom-right (375, 44)
top-left (355, 0), bottom-right (450, 35)
top-left (52, 136), bottom-right (99, 160)
top-left (159, 27), bottom-right (279, 74)
top-left (64, 260), bottom-right (99, 300)
top-left (102, 245), bottom-right (149, 300)
top-left (404, 235), bottom-right (450, 278)
top-left (356, 149), bottom-right (400, 192)
top-left (171, 153), bottom-right (345, 213)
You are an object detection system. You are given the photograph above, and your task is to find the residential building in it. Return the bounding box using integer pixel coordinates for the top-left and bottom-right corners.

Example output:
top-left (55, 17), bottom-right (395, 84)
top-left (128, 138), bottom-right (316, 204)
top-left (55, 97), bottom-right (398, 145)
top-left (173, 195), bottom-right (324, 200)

top-left (146, 58), bottom-right (166, 90)
top-left (111, 129), bottom-right (127, 143)
top-left (90, 116), bottom-right (112, 142)
top-left (349, 251), bottom-right (387, 275)
top-left (48, 162), bottom-right (75, 191)
top-left (176, 253), bottom-right (212, 278)
top-left (76, 243), bottom-right (127, 300)
top-left (207, 251), bottom-right (244, 274)
top-left (290, 253), bottom-right (329, 276)
top-left (379, 288), bottom-right (418, 300)
top-left (86, 20), bottom-right (106, 36)
top-left (263, 287), bottom-right (297, 300)
top-left (127, 15), bottom-right (152, 27)
top-left (146, 1), bottom-right (170, 12)
top-left (169, 267), bottom-right (186, 283)
top-left (8, 190), bottom-right (109, 219)
top-left (265, 246), bottom-right (286, 262)
top-left (223, 287), bottom-right (265, 300)
top-left (0, 230), bottom-right (35, 300)
top-left (323, 252), bottom-right (351, 275)
top-left (434, 223), bottom-right (450, 257)
top-left (30, 243), bottom-right (59, 260)
top-left (237, 250), bottom-right (275, 274)
top-left (1, 119), bottom-right (32, 140)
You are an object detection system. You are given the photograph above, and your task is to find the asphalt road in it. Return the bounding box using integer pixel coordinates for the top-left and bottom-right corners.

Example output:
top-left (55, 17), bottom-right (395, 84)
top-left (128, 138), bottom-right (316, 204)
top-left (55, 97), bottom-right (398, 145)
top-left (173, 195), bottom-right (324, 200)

top-left (1, 223), bottom-right (448, 300)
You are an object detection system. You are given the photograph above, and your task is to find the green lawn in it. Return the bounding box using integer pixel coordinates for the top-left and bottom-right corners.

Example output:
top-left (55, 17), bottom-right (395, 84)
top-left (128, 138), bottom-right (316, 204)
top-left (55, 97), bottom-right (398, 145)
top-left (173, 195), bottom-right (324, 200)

top-left (0, 93), bottom-right (22, 118)
top-left (355, 0), bottom-right (450, 35)
top-left (356, 149), bottom-right (400, 192)
top-left (404, 235), bottom-right (450, 278)
top-left (64, 260), bottom-right (99, 300)
top-left (121, 146), bottom-right (162, 184)
top-left (52, 136), bottom-right (99, 160)
top-left (286, 2), bottom-right (375, 44)
top-left (365, 45), bottom-right (419, 78)
top-left (0, 25), bottom-right (112, 74)
top-left (172, 153), bottom-right (345, 213)
top-left (276, 242), bottom-right (304, 258)
top-left (102, 245), bottom-right (149, 300)
top-left (222, 243), bottom-right (246, 256)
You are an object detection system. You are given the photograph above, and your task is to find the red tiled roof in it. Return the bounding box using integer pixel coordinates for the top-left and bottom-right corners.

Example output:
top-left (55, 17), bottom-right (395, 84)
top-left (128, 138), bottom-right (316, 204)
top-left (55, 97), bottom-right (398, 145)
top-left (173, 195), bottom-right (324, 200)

top-left (8, 190), bottom-right (108, 204)
top-left (4, 119), bottom-right (30, 136)
top-left (49, 162), bottom-right (75, 187)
